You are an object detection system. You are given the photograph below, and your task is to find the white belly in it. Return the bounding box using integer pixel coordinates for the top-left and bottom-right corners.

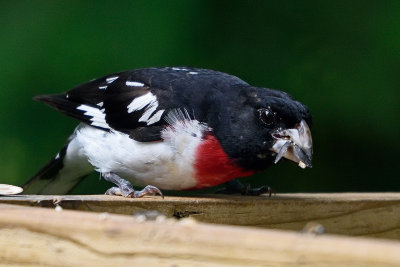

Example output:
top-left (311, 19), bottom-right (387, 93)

top-left (73, 121), bottom-right (206, 190)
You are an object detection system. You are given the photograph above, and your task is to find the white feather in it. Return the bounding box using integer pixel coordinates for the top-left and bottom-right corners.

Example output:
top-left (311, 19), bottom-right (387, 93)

top-left (138, 102), bottom-right (159, 122)
top-left (172, 67), bottom-right (188, 71)
top-left (40, 133), bottom-right (93, 194)
top-left (127, 92), bottom-right (158, 113)
top-left (77, 105), bottom-right (110, 129)
top-left (146, 109), bottom-right (165, 125)
top-left (106, 76), bottom-right (119, 83)
top-left (126, 81), bottom-right (144, 87)
top-left (73, 115), bottom-right (208, 190)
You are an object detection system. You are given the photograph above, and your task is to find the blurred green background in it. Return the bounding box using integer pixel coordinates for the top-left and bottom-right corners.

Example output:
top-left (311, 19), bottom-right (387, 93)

top-left (0, 1), bottom-right (399, 194)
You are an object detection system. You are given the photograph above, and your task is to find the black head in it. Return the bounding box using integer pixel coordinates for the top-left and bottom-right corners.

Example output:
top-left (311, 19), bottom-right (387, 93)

top-left (209, 85), bottom-right (313, 171)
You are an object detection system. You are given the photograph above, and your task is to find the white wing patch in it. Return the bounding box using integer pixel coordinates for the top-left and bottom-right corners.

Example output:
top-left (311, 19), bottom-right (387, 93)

top-left (127, 92), bottom-right (157, 113)
top-left (146, 109), bottom-right (165, 125)
top-left (126, 92), bottom-right (163, 125)
top-left (106, 76), bottom-right (119, 84)
top-left (172, 67), bottom-right (188, 71)
top-left (126, 81), bottom-right (144, 87)
top-left (77, 104), bottom-right (110, 129)
top-left (98, 86), bottom-right (108, 90)
top-left (138, 104), bottom-right (158, 123)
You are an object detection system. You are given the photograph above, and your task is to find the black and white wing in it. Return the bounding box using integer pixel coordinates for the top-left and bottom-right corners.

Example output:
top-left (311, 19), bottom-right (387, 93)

top-left (35, 69), bottom-right (175, 142)
top-left (35, 67), bottom-right (250, 142)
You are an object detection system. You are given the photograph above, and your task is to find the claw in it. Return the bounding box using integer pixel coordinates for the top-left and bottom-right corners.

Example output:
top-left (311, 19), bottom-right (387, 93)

top-left (217, 179), bottom-right (275, 197)
top-left (105, 186), bottom-right (131, 197)
top-left (133, 185), bottom-right (164, 199)
top-left (105, 185), bottom-right (163, 198)
top-left (242, 184), bottom-right (275, 197)
top-left (103, 172), bottom-right (163, 198)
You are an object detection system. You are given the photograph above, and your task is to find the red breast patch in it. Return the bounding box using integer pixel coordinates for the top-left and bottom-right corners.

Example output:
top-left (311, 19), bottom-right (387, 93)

top-left (193, 134), bottom-right (254, 189)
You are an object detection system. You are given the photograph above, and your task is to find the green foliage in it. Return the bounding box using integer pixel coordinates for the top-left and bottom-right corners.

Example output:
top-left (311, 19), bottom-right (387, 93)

top-left (0, 0), bottom-right (399, 193)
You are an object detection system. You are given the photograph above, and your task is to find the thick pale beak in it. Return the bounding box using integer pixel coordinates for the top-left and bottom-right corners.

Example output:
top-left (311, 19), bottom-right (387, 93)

top-left (270, 120), bottom-right (313, 168)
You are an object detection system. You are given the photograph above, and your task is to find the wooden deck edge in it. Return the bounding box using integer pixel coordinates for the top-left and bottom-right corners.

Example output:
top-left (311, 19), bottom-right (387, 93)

top-left (1, 193), bottom-right (400, 239)
top-left (0, 203), bottom-right (400, 266)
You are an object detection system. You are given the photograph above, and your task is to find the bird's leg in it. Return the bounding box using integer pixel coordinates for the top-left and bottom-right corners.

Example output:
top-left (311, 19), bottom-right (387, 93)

top-left (103, 172), bottom-right (134, 197)
top-left (102, 172), bottom-right (163, 198)
top-left (216, 179), bottom-right (274, 197)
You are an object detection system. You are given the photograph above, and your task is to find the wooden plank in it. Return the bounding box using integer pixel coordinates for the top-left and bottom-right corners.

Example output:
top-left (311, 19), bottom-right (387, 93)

top-left (1, 193), bottom-right (400, 239)
top-left (1, 203), bottom-right (400, 266)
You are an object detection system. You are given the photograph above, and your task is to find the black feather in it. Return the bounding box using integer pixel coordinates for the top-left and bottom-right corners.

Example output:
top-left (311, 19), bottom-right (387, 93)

top-left (129, 126), bottom-right (164, 142)
top-left (35, 94), bottom-right (108, 130)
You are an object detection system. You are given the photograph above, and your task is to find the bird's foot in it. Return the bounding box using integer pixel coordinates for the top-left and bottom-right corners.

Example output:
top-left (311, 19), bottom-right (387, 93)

top-left (103, 172), bottom-right (163, 198)
top-left (241, 184), bottom-right (275, 196)
top-left (105, 186), bottom-right (130, 197)
top-left (105, 185), bottom-right (163, 198)
top-left (216, 179), bottom-right (275, 197)
top-left (132, 185), bottom-right (164, 198)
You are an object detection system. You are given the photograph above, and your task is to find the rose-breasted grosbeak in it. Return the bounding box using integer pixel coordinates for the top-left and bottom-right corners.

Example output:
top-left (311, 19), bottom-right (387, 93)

top-left (23, 67), bottom-right (313, 197)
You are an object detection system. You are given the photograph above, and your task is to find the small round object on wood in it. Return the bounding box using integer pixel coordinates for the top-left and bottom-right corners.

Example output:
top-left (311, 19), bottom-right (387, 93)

top-left (0, 184), bottom-right (23, 195)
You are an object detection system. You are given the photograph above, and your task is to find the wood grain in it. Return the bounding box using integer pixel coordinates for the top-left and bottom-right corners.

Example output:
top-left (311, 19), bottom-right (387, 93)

top-left (1, 203), bottom-right (400, 266)
top-left (1, 193), bottom-right (400, 239)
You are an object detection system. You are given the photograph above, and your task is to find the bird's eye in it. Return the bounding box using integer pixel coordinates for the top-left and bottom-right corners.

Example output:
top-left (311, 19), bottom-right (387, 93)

top-left (258, 108), bottom-right (276, 125)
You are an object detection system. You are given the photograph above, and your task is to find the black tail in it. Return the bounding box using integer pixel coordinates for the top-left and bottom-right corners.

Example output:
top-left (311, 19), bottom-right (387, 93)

top-left (34, 94), bottom-right (109, 131)
top-left (35, 94), bottom-right (90, 124)
top-left (23, 141), bottom-right (92, 195)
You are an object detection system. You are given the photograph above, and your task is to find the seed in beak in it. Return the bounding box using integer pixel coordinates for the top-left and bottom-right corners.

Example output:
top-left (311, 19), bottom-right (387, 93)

top-left (298, 161), bottom-right (306, 169)
top-left (274, 140), bottom-right (291, 164)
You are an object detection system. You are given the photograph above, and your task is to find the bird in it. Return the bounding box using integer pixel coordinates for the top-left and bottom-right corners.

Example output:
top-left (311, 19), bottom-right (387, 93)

top-left (23, 67), bottom-right (313, 198)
